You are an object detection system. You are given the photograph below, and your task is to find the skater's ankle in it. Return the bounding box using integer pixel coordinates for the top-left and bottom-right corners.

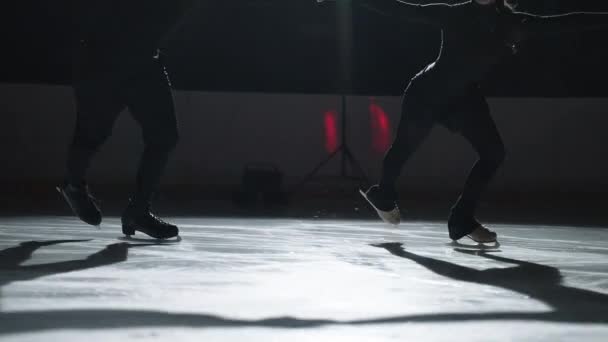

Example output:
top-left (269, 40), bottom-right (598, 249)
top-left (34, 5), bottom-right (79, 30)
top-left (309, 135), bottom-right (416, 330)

top-left (124, 198), bottom-right (150, 215)
top-left (449, 209), bottom-right (475, 225)
top-left (376, 184), bottom-right (397, 198)
top-left (366, 185), bottom-right (399, 212)
top-left (377, 182), bottom-right (393, 192)
top-left (450, 200), bottom-right (475, 217)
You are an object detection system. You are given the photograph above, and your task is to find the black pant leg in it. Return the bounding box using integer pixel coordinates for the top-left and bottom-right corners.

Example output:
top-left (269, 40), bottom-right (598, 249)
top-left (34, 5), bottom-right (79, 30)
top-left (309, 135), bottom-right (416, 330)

top-left (122, 57), bottom-right (178, 206)
top-left (380, 84), bottom-right (435, 191)
top-left (66, 75), bottom-right (126, 185)
top-left (452, 94), bottom-right (506, 217)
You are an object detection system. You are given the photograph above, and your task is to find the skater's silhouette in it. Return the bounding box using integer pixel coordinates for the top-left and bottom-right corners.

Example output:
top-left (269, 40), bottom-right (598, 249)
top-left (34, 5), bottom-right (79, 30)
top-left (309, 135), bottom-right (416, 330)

top-left (336, 0), bottom-right (608, 242)
top-left (0, 241), bottom-right (129, 288)
top-left (1, 240), bottom-right (606, 335)
top-left (372, 242), bottom-right (608, 322)
top-left (57, 1), bottom-right (193, 239)
top-left (0, 240), bottom-right (161, 304)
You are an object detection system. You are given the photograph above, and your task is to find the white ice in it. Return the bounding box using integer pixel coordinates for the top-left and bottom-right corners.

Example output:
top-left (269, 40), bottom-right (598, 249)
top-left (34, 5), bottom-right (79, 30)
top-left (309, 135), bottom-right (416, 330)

top-left (0, 216), bottom-right (607, 341)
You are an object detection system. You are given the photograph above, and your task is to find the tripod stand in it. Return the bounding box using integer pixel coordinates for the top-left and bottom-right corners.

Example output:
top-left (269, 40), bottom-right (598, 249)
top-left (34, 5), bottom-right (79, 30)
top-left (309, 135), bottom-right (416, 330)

top-left (292, 0), bottom-right (369, 191)
top-left (293, 94), bottom-right (370, 191)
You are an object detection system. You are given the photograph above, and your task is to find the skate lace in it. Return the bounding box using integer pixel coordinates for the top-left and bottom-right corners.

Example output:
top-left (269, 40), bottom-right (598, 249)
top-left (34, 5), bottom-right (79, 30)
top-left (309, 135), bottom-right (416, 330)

top-left (146, 210), bottom-right (169, 226)
top-left (151, 212), bottom-right (166, 224)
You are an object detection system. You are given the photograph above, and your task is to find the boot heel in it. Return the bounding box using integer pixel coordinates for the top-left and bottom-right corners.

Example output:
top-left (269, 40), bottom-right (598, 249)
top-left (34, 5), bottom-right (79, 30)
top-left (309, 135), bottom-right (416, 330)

top-left (122, 222), bottom-right (136, 237)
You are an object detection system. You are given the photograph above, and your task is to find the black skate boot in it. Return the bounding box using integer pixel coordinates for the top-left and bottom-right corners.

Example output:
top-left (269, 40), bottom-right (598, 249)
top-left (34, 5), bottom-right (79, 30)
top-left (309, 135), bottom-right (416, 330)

top-left (121, 201), bottom-right (178, 240)
top-left (56, 182), bottom-right (102, 226)
top-left (466, 223), bottom-right (497, 243)
top-left (360, 185), bottom-right (401, 225)
top-left (448, 209), bottom-right (497, 243)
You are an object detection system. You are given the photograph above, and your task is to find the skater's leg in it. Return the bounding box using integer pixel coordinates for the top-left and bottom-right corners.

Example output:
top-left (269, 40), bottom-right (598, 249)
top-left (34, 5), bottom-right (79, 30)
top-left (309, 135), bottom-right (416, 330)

top-left (455, 99), bottom-right (505, 217)
top-left (123, 58), bottom-right (179, 209)
top-left (60, 73), bottom-right (125, 226)
top-left (361, 87), bottom-right (435, 224)
top-left (120, 56), bottom-right (179, 239)
top-left (379, 95), bottom-right (434, 193)
top-left (449, 95), bottom-right (505, 240)
top-left (66, 80), bottom-right (125, 186)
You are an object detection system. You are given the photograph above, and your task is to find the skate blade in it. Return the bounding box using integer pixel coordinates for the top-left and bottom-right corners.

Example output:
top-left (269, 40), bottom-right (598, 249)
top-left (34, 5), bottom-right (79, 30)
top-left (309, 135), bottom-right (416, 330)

top-left (449, 240), bottom-right (501, 251)
top-left (118, 235), bottom-right (182, 244)
top-left (359, 189), bottom-right (400, 226)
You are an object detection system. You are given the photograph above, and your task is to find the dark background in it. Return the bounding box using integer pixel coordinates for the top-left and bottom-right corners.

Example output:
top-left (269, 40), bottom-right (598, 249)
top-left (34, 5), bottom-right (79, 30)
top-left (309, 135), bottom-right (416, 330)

top-left (1, 1), bottom-right (608, 224)
top-left (2, 0), bottom-right (608, 96)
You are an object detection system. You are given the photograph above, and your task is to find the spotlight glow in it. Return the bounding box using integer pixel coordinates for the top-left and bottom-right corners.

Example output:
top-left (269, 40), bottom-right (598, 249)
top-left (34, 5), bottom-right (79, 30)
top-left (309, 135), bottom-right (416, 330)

top-left (324, 110), bottom-right (339, 153)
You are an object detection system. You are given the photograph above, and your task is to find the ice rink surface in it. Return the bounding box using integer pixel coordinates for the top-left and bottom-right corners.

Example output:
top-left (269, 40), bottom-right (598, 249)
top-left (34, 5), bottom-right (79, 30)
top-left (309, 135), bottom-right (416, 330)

top-left (1, 216), bottom-right (607, 341)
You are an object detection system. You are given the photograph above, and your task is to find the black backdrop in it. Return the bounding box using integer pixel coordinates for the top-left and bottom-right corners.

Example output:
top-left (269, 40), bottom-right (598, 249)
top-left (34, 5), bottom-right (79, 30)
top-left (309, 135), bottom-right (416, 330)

top-left (2, 0), bottom-right (608, 96)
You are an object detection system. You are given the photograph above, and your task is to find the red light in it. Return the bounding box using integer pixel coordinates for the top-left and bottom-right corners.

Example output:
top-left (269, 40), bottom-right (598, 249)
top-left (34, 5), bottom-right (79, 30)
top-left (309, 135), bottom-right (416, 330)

top-left (369, 98), bottom-right (392, 154)
top-left (324, 110), bottom-right (339, 153)
top-left (378, 112), bottom-right (389, 130)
